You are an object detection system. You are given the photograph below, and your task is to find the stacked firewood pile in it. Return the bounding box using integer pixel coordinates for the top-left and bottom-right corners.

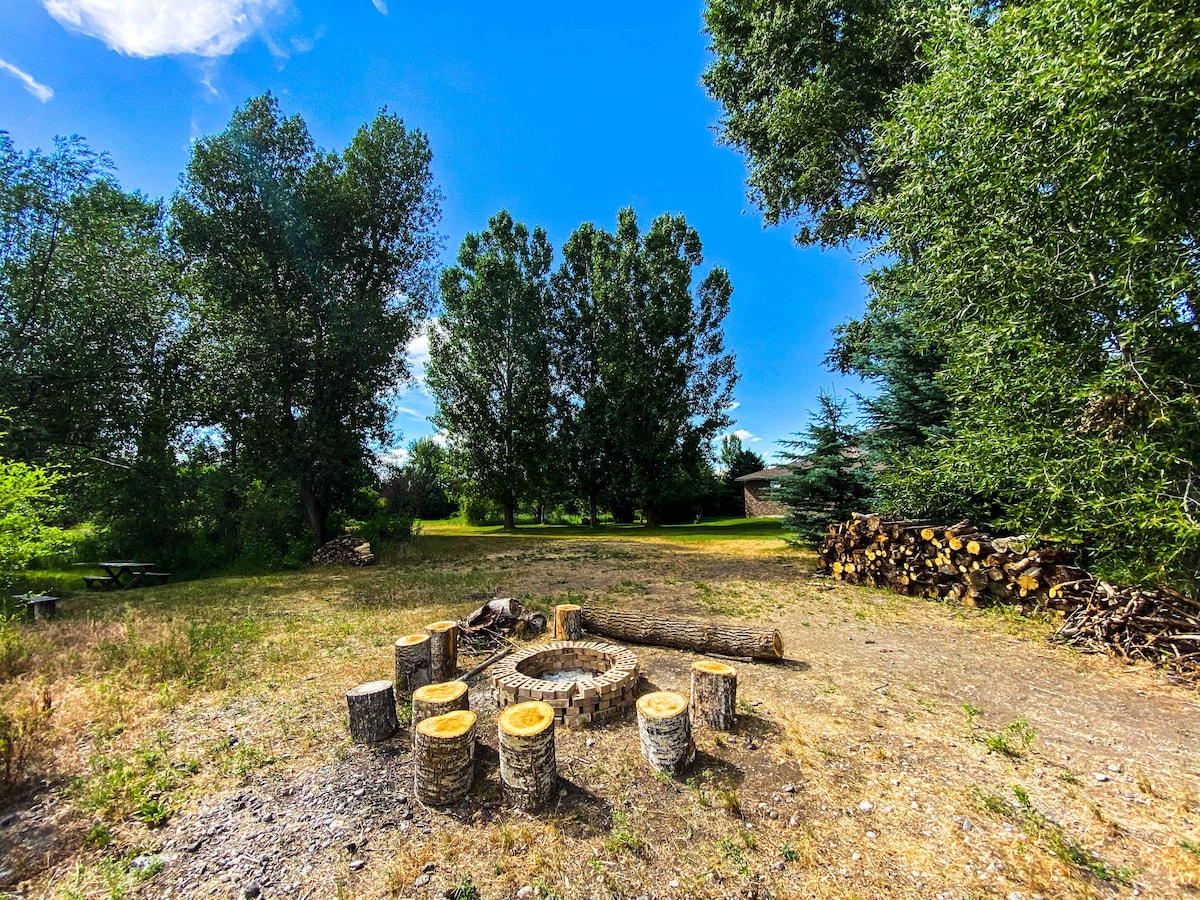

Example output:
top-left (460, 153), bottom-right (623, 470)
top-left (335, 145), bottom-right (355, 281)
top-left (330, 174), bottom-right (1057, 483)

top-left (312, 535), bottom-right (376, 566)
top-left (816, 514), bottom-right (1086, 609)
top-left (817, 514), bottom-right (1199, 675)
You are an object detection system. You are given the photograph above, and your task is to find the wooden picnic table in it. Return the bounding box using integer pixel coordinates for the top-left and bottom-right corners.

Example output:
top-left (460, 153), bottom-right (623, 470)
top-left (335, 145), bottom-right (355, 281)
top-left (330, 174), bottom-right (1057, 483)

top-left (76, 562), bottom-right (171, 591)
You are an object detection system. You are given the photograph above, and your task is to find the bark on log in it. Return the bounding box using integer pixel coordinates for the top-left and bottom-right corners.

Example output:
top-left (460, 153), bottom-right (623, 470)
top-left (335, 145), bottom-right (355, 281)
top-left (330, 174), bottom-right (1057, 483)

top-left (553, 604), bottom-right (583, 641)
top-left (346, 680), bottom-right (398, 743)
top-left (689, 660), bottom-right (737, 731)
top-left (581, 608), bottom-right (784, 660)
top-left (413, 710), bottom-right (477, 806)
top-left (426, 620), bottom-right (459, 682)
top-left (498, 701), bottom-right (557, 811)
top-left (394, 634), bottom-right (433, 695)
top-left (637, 691), bottom-right (695, 776)
top-left (412, 680), bottom-right (470, 727)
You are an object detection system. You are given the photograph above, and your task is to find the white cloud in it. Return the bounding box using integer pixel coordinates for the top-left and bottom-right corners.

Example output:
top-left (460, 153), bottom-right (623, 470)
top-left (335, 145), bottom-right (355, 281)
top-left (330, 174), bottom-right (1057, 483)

top-left (376, 445), bottom-right (409, 470)
top-left (0, 58), bottom-right (54, 102)
top-left (722, 428), bottom-right (761, 444)
top-left (726, 401), bottom-right (741, 412)
top-left (371, 0), bottom-right (388, 13)
top-left (43, 0), bottom-right (287, 58)
top-left (405, 323), bottom-right (431, 378)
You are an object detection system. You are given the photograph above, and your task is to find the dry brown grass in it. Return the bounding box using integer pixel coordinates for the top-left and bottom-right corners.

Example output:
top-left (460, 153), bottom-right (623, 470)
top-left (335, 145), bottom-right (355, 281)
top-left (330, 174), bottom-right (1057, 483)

top-left (1, 523), bottom-right (1197, 899)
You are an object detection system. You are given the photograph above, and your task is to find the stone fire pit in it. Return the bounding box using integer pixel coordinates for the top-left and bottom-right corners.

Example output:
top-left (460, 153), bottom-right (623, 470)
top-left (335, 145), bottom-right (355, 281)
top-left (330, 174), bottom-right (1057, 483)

top-left (490, 640), bottom-right (638, 726)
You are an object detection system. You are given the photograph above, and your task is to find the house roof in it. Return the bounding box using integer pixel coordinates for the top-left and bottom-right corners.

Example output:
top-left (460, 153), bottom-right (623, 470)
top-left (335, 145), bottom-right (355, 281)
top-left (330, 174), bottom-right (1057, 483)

top-left (734, 465), bottom-right (796, 483)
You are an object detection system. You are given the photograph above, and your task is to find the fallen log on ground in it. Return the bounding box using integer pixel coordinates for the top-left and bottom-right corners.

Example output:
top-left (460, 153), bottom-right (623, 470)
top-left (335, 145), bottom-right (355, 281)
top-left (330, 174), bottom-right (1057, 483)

top-left (581, 607), bottom-right (784, 660)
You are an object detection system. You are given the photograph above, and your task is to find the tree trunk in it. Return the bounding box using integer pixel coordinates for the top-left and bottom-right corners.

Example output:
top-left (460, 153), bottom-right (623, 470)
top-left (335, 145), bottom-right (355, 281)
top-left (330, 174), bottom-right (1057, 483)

top-left (346, 680), bottom-right (399, 743)
top-left (689, 660), bottom-right (737, 731)
top-left (581, 607), bottom-right (784, 660)
top-left (425, 620), bottom-right (459, 682)
top-left (554, 604), bottom-right (583, 640)
top-left (413, 710), bottom-right (477, 806)
top-left (637, 691), bottom-right (694, 776)
top-left (498, 701), bottom-right (557, 811)
top-left (503, 500), bottom-right (516, 530)
top-left (394, 634), bottom-right (433, 695)
top-left (644, 504), bottom-right (659, 528)
top-left (589, 495), bottom-right (599, 528)
top-left (299, 482), bottom-right (328, 548)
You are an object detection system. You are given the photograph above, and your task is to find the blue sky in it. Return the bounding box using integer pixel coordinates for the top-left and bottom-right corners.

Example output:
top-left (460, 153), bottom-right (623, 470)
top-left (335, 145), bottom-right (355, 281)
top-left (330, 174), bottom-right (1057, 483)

top-left (2, 0), bottom-right (870, 465)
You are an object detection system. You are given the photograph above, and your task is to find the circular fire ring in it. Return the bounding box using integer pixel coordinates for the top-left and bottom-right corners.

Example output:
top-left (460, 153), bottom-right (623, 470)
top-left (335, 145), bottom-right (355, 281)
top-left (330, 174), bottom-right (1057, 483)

top-left (491, 640), bottom-right (638, 726)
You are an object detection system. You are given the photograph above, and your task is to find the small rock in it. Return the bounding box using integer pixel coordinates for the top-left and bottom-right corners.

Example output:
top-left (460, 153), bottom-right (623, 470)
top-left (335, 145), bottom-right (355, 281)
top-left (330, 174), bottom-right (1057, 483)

top-left (185, 838), bottom-right (204, 853)
top-left (243, 883), bottom-right (262, 900)
top-left (865, 831), bottom-right (877, 840)
top-left (422, 861), bottom-right (436, 874)
top-left (129, 854), bottom-right (158, 872)
top-left (669, 879), bottom-right (680, 888)
top-left (961, 819), bottom-right (973, 831)
top-left (349, 859), bottom-right (366, 872)
top-left (414, 874), bottom-right (431, 888)
top-left (1094, 773), bottom-right (1109, 783)
top-left (858, 801), bottom-right (874, 814)
top-left (745, 738), bottom-right (759, 750)
top-left (772, 861), bottom-right (785, 871)
top-left (767, 810), bottom-right (779, 820)
top-left (1107, 762), bottom-right (1123, 773)
top-left (516, 886), bottom-right (534, 900)
top-left (781, 783), bottom-right (795, 793)
top-left (788, 816), bottom-right (801, 827)
top-left (852, 852), bottom-right (862, 861)
top-left (585, 738), bottom-right (596, 748)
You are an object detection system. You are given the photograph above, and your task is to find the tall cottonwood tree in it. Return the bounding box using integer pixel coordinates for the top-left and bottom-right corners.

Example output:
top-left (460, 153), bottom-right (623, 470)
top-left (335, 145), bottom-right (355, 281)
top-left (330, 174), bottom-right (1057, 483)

top-left (426, 211), bottom-right (555, 530)
top-left (174, 94), bottom-right (441, 548)
top-left (591, 209), bottom-right (737, 527)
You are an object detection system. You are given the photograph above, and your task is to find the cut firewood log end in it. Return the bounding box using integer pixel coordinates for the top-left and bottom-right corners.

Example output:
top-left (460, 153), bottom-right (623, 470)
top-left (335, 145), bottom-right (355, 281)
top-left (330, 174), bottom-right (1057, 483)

top-left (637, 690), bottom-right (688, 718)
top-left (499, 700), bottom-right (555, 737)
top-left (414, 680), bottom-right (467, 704)
top-left (416, 708), bottom-right (476, 739)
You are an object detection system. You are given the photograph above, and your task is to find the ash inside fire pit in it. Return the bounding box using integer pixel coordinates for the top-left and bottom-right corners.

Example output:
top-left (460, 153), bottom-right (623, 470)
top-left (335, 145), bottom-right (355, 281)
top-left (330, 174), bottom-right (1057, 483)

top-left (491, 640), bottom-right (638, 726)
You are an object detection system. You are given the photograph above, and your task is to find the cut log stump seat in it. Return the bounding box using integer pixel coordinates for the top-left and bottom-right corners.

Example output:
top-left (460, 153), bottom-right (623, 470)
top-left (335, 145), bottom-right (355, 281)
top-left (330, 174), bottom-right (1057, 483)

top-left (412, 680), bottom-right (469, 727)
top-left (394, 634), bottom-right (433, 695)
top-left (413, 709), bottom-right (477, 807)
top-left (637, 691), bottom-right (695, 776)
top-left (553, 604), bottom-right (583, 641)
top-left (690, 660), bottom-right (737, 731)
top-left (426, 620), bottom-right (459, 682)
top-left (346, 680), bottom-right (399, 743)
top-left (498, 701), bottom-right (557, 811)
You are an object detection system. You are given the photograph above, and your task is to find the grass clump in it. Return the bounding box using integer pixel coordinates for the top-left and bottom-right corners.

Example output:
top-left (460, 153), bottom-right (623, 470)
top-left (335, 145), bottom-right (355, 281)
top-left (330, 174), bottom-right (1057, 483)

top-left (974, 785), bottom-right (1137, 885)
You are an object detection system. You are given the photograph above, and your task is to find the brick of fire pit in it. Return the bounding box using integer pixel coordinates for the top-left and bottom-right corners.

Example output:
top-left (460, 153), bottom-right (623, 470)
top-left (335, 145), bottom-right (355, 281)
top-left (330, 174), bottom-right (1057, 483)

top-left (491, 640), bottom-right (638, 727)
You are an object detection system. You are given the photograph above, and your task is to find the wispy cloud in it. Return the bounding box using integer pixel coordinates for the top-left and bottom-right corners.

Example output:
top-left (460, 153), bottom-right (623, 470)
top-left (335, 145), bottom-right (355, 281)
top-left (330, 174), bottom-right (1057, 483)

top-left (371, 0), bottom-right (388, 14)
top-left (43, 0), bottom-right (287, 58)
top-left (0, 58), bottom-right (54, 102)
top-left (730, 429), bottom-right (762, 443)
top-left (726, 401), bottom-right (741, 412)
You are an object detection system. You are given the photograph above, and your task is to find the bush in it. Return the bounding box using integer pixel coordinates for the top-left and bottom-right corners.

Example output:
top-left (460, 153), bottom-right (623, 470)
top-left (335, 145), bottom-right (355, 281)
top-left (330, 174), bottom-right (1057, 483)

top-left (0, 683), bottom-right (53, 798)
top-left (354, 511), bottom-right (414, 546)
top-left (462, 495), bottom-right (502, 526)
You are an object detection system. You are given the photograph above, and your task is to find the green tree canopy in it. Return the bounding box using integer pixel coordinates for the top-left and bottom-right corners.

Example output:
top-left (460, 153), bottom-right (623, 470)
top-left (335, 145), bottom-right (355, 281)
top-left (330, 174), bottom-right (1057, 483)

top-left (426, 211), bottom-right (556, 530)
top-left (776, 393), bottom-right (872, 541)
top-left (867, 0), bottom-right (1200, 588)
top-left (173, 94), bottom-right (441, 548)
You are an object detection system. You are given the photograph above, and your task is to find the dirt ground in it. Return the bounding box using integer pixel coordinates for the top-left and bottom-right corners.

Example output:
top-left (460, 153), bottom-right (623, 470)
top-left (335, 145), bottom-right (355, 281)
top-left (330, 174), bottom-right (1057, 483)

top-left (2, 532), bottom-right (1198, 899)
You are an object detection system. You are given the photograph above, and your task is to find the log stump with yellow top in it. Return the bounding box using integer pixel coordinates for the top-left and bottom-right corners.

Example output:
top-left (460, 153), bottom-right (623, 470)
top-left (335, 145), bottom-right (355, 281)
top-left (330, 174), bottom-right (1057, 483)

top-left (346, 680), bottom-right (399, 743)
top-left (412, 680), bottom-right (469, 728)
top-left (689, 660), bottom-right (737, 731)
top-left (394, 633), bottom-right (433, 695)
top-left (413, 709), bottom-right (477, 806)
top-left (636, 691), bottom-right (695, 776)
top-left (425, 620), bottom-right (459, 682)
top-left (553, 603), bottom-right (583, 640)
top-left (498, 701), bottom-right (558, 811)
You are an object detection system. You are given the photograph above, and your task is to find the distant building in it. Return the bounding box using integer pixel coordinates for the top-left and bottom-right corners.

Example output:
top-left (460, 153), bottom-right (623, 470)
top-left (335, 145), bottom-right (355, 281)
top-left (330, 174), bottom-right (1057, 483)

top-left (734, 465), bottom-right (795, 517)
